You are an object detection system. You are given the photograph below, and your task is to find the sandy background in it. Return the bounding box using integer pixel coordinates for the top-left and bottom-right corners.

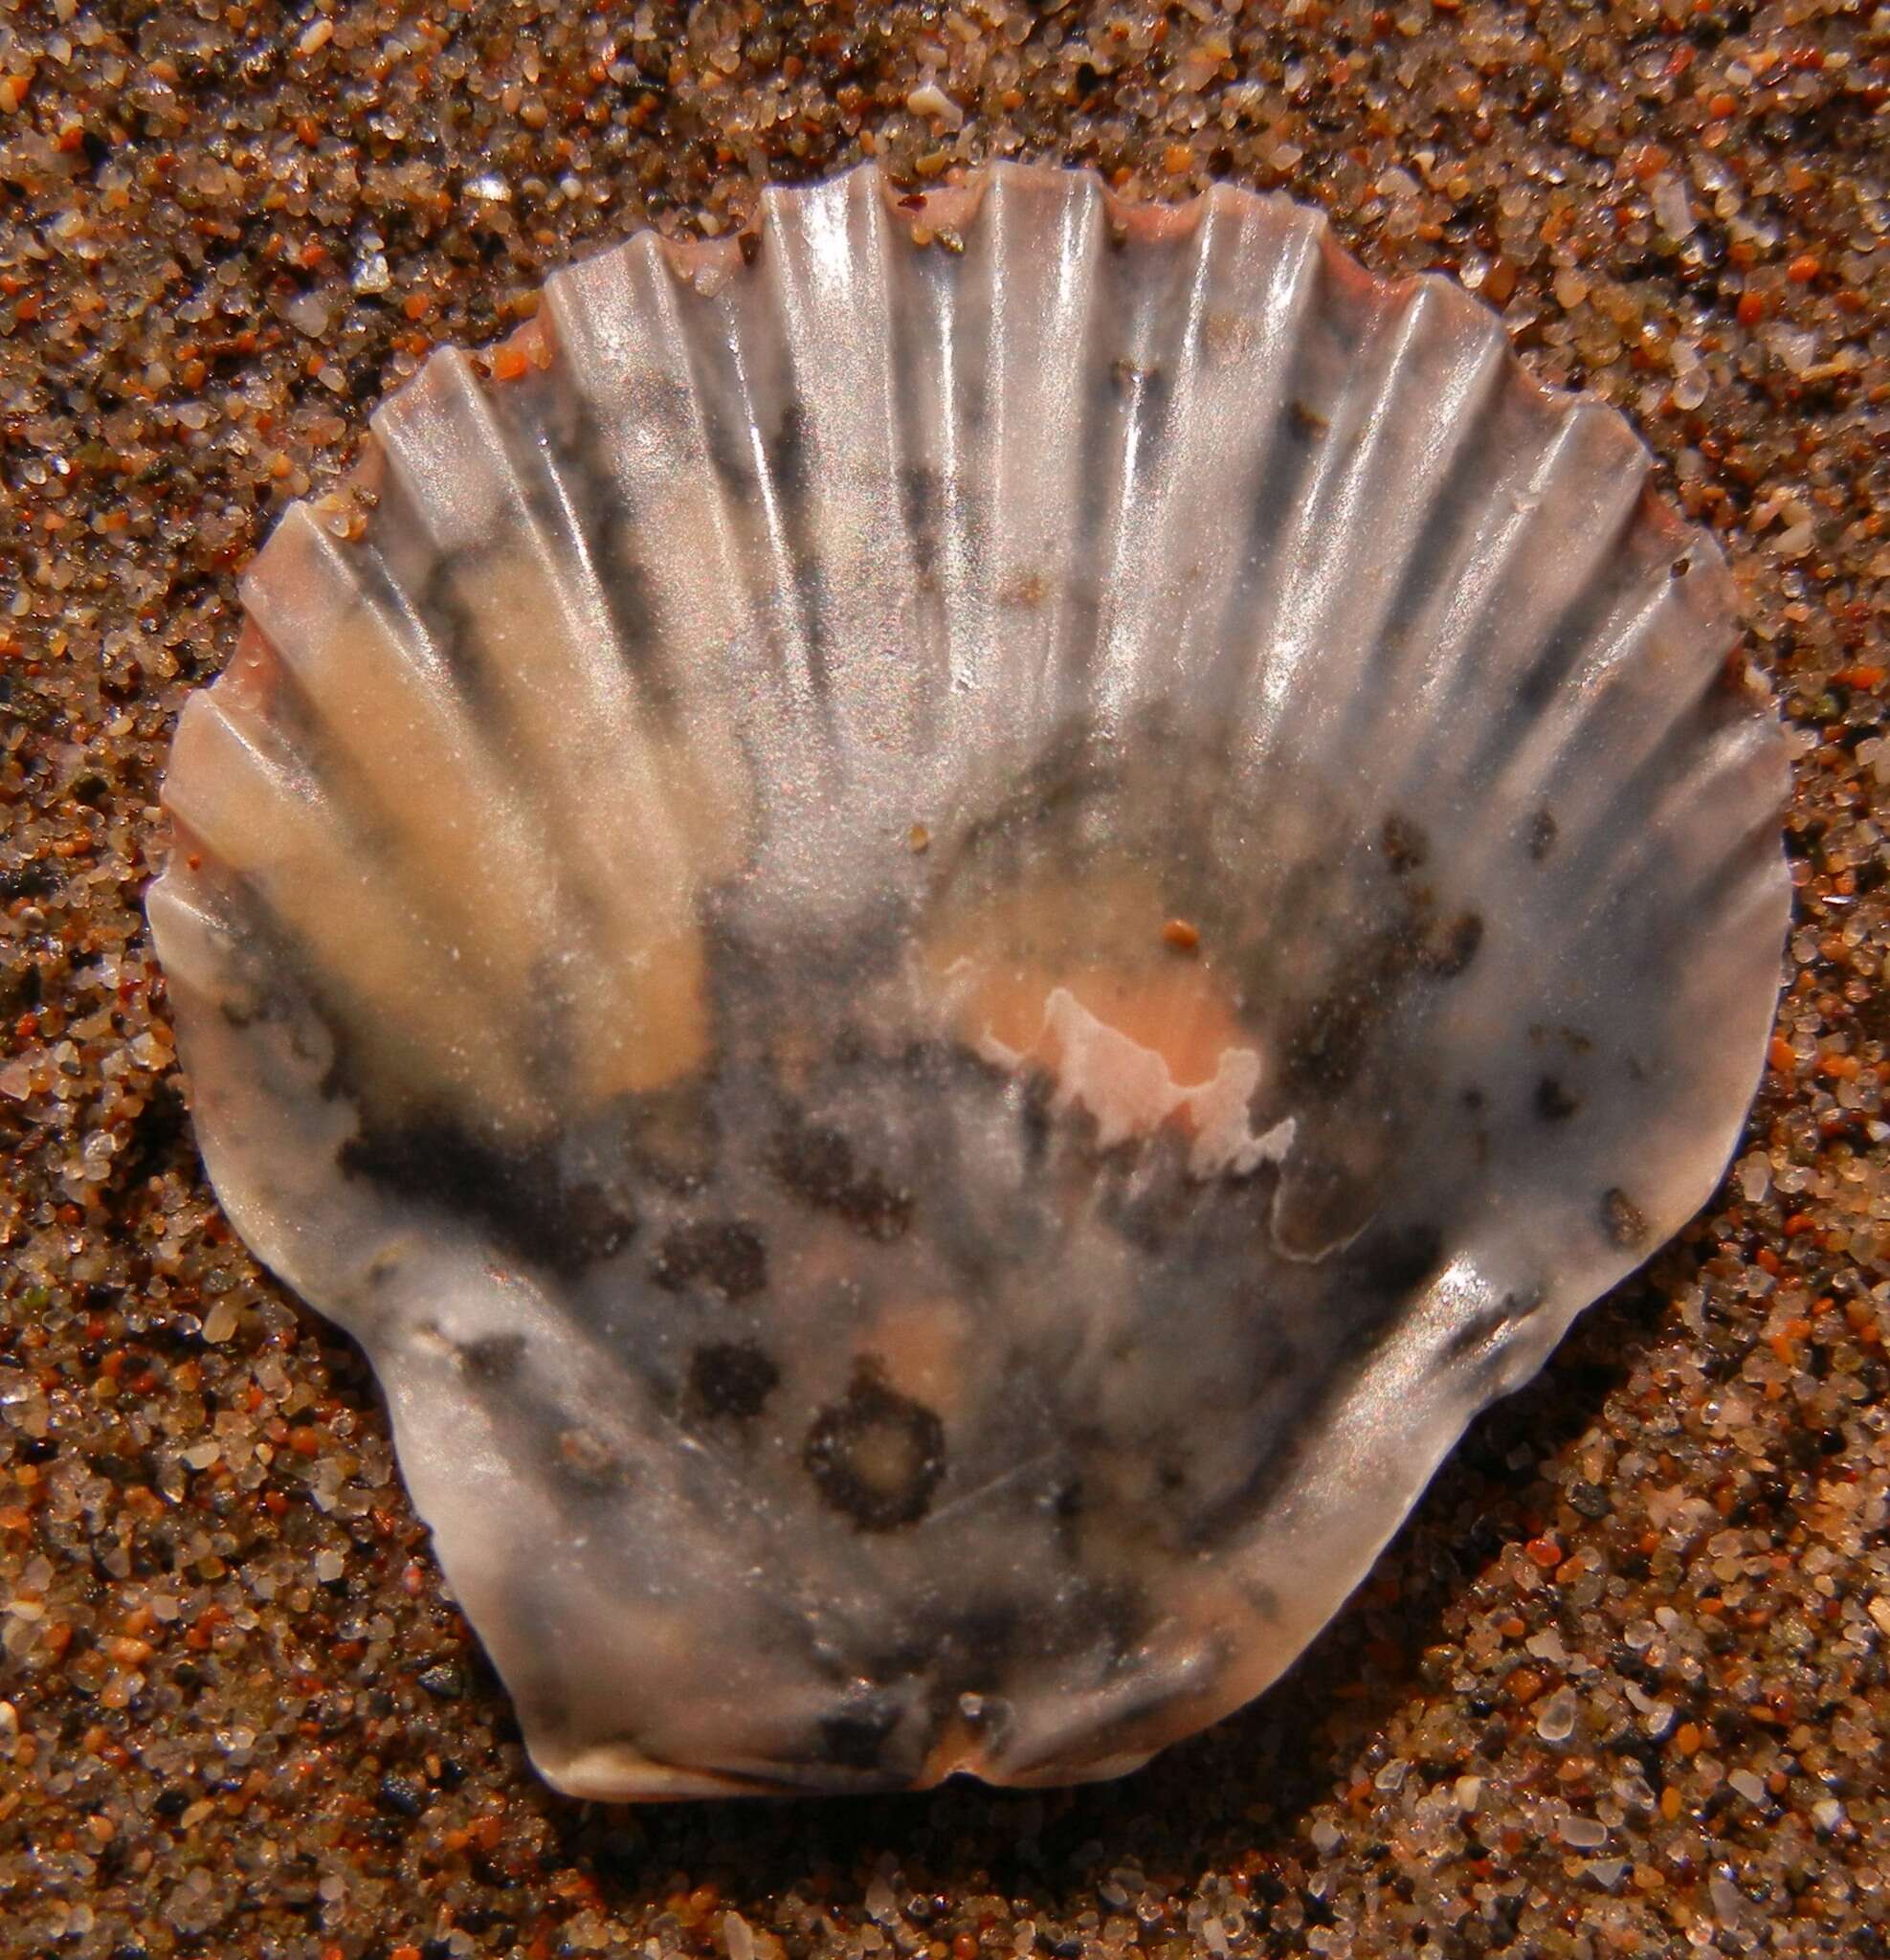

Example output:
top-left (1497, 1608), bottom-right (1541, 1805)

top-left (0, 2), bottom-right (1884, 1955)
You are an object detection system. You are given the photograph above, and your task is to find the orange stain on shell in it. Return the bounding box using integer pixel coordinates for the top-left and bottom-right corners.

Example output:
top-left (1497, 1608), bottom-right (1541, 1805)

top-left (923, 864), bottom-right (1251, 1123)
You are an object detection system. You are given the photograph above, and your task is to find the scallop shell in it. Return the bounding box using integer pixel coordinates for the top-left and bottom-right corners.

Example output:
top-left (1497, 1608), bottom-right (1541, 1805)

top-left (147, 163), bottom-right (1789, 1800)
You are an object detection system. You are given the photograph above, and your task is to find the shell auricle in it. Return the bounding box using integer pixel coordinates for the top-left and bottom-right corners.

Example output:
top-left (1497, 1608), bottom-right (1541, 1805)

top-left (148, 163), bottom-right (1790, 1799)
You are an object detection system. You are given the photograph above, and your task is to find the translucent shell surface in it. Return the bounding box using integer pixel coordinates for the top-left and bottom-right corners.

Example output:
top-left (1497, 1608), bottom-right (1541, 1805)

top-left (148, 163), bottom-right (1790, 1799)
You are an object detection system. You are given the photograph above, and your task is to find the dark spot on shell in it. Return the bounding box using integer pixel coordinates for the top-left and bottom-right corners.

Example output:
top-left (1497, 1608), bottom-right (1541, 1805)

top-left (702, 407), bottom-right (753, 489)
top-left (1513, 638), bottom-right (1571, 716)
top-left (1108, 1126), bottom-right (1202, 1252)
top-left (773, 1121), bottom-right (912, 1241)
top-left (817, 1691), bottom-right (903, 1770)
top-left (1535, 1076), bottom-right (1580, 1122)
top-left (1287, 399), bottom-right (1329, 439)
top-left (336, 1119), bottom-right (634, 1275)
top-left (1602, 1187), bottom-right (1649, 1248)
top-left (897, 1036), bottom-right (947, 1074)
top-left (1381, 813), bottom-right (1429, 875)
top-left (1525, 808), bottom-right (1558, 861)
top-left (929, 1602), bottom-right (1032, 1689)
top-left (597, 525), bottom-right (668, 700)
top-left (1422, 911), bottom-right (1484, 978)
top-left (459, 1333), bottom-right (524, 1381)
top-left (628, 374), bottom-right (692, 437)
top-left (1018, 1068), bottom-right (1054, 1169)
top-left (767, 398), bottom-right (812, 499)
top-left (650, 1220), bottom-right (767, 1301)
top-left (1283, 986), bottom-right (1371, 1094)
top-left (689, 1341), bottom-right (781, 1421)
top-left (1283, 916), bottom-right (1434, 1093)
top-left (900, 464), bottom-right (943, 574)
top-left (804, 1369), bottom-right (945, 1531)
top-left (778, 568), bottom-right (837, 701)
top-left (1107, 359), bottom-right (1172, 452)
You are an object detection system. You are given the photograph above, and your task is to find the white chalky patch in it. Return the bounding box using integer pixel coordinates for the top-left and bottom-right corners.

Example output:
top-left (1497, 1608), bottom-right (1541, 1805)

top-left (978, 985), bottom-right (1296, 1177)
